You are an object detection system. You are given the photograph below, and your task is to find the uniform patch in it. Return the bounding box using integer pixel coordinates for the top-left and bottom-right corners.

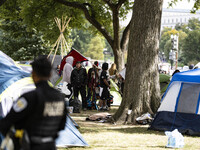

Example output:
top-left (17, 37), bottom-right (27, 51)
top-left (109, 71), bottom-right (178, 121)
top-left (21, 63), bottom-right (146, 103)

top-left (43, 101), bottom-right (64, 117)
top-left (13, 97), bottom-right (28, 112)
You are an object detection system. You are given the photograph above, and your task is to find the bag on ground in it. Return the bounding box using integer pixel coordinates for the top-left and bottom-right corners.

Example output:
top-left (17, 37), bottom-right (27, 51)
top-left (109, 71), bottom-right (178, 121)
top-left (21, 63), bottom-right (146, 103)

top-left (165, 129), bottom-right (184, 148)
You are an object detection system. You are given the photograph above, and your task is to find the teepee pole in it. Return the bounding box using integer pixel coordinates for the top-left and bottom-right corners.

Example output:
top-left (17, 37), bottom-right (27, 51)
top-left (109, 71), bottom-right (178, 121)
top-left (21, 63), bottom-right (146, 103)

top-left (64, 18), bottom-right (71, 31)
top-left (52, 35), bottom-right (61, 64)
top-left (62, 35), bottom-right (68, 56)
top-left (47, 36), bottom-right (61, 58)
top-left (55, 18), bottom-right (61, 31)
top-left (62, 35), bottom-right (69, 55)
top-left (61, 35), bottom-right (64, 58)
top-left (47, 16), bottom-right (71, 63)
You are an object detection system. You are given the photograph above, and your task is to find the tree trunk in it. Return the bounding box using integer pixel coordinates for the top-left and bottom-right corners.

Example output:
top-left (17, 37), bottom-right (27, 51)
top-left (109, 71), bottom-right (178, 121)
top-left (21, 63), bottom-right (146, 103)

top-left (112, 7), bottom-right (124, 71)
top-left (113, 48), bottom-right (124, 71)
top-left (113, 0), bottom-right (163, 123)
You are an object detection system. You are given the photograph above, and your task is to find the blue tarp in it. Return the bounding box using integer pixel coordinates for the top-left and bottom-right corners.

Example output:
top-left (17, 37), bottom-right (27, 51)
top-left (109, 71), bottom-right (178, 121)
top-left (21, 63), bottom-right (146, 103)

top-left (0, 51), bottom-right (30, 94)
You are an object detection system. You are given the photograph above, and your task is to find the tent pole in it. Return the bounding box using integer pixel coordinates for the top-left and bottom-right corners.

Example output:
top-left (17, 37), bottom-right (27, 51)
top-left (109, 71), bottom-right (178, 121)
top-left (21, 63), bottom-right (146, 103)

top-left (47, 36), bottom-right (60, 58)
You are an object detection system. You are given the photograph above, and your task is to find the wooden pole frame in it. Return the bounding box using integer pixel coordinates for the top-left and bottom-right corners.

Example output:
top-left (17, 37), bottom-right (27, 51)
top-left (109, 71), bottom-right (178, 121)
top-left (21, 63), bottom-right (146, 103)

top-left (47, 16), bottom-right (71, 64)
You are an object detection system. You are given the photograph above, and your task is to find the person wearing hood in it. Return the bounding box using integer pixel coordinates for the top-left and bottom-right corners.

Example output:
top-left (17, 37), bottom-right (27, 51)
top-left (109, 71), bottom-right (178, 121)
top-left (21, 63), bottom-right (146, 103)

top-left (62, 56), bottom-right (74, 84)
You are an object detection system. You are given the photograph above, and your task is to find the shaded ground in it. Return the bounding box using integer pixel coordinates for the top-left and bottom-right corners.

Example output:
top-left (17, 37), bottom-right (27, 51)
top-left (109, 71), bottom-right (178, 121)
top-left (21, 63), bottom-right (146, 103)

top-left (59, 107), bottom-right (200, 150)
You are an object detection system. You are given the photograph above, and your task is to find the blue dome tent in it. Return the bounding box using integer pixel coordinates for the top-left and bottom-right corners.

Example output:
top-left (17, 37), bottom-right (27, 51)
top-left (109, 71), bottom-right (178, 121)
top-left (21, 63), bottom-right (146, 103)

top-left (0, 51), bottom-right (30, 95)
top-left (150, 69), bottom-right (200, 136)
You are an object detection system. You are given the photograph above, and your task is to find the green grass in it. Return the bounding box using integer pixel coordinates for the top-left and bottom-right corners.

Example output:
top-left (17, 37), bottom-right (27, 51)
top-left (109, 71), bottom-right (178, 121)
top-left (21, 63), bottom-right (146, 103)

top-left (59, 108), bottom-right (200, 150)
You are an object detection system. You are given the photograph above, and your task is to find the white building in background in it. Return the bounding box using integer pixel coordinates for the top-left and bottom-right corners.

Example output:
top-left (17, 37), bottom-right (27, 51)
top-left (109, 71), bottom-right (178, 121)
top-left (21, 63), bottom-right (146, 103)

top-left (161, 9), bottom-right (200, 30)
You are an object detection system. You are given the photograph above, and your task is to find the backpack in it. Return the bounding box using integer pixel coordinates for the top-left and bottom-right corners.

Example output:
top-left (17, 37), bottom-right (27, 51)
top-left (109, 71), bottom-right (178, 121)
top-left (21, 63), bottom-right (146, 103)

top-left (69, 97), bottom-right (81, 113)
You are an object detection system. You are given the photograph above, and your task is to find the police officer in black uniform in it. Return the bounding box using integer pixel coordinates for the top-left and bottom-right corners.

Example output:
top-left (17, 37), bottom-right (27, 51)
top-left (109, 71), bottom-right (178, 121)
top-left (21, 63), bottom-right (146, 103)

top-left (0, 57), bottom-right (67, 150)
top-left (71, 61), bottom-right (87, 110)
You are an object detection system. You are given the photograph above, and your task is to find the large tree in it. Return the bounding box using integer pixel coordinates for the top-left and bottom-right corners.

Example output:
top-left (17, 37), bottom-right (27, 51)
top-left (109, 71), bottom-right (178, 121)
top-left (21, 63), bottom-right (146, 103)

top-left (113, 0), bottom-right (163, 123)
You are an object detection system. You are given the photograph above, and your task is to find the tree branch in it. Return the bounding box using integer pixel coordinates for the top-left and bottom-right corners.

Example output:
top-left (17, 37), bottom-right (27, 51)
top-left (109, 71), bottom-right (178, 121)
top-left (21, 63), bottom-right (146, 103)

top-left (54, 0), bottom-right (114, 48)
top-left (117, 0), bottom-right (127, 10)
top-left (0, 0), bottom-right (6, 6)
top-left (83, 3), bottom-right (96, 18)
top-left (102, 0), bottom-right (115, 9)
top-left (120, 16), bottom-right (132, 51)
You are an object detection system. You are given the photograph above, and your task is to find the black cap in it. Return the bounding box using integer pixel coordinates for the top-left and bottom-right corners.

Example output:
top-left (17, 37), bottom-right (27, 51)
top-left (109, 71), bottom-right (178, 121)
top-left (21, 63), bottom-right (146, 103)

top-left (76, 61), bottom-right (81, 64)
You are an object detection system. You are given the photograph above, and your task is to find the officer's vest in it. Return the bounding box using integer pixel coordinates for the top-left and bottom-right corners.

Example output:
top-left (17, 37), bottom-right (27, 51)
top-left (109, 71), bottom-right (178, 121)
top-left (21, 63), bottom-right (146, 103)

top-left (26, 86), bottom-right (65, 138)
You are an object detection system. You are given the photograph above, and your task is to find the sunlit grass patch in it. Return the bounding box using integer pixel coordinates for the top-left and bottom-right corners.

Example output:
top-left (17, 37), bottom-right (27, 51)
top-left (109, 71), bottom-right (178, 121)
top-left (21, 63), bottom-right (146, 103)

top-left (58, 109), bottom-right (200, 150)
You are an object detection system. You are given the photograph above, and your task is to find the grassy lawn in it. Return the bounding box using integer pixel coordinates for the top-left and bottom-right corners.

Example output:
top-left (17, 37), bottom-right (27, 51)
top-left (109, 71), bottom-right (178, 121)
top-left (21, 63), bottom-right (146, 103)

top-left (59, 107), bottom-right (200, 150)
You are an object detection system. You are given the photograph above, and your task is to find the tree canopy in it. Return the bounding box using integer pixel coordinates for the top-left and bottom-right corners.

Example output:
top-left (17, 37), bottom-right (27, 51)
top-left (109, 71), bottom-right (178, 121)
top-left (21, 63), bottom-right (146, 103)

top-left (70, 27), bottom-right (93, 54)
top-left (159, 18), bottom-right (200, 65)
top-left (182, 30), bottom-right (200, 64)
top-left (0, 20), bottom-right (50, 60)
top-left (85, 35), bottom-right (105, 60)
top-left (159, 28), bottom-right (187, 64)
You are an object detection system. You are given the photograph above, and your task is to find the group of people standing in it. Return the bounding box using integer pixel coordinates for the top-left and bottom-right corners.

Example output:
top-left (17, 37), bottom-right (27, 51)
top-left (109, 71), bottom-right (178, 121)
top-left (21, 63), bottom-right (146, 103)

top-left (62, 57), bottom-right (117, 111)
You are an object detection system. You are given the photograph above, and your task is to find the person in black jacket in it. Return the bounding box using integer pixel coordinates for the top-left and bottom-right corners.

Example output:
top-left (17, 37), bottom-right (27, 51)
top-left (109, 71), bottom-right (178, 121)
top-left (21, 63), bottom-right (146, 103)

top-left (0, 57), bottom-right (67, 150)
top-left (71, 61), bottom-right (88, 110)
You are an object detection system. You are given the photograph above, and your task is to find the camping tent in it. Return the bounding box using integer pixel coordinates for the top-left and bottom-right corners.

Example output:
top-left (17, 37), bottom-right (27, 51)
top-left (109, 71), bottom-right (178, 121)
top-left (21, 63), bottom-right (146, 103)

top-left (0, 51), bottom-right (30, 95)
top-left (150, 69), bottom-right (200, 135)
top-left (0, 51), bottom-right (88, 147)
top-left (0, 77), bottom-right (34, 117)
top-left (56, 116), bottom-right (88, 147)
top-left (194, 62), bottom-right (200, 69)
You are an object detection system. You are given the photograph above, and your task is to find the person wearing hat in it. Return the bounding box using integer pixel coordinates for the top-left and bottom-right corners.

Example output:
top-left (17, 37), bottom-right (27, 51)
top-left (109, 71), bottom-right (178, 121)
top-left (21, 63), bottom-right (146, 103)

top-left (71, 61), bottom-right (88, 110)
top-left (0, 57), bottom-right (67, 150)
